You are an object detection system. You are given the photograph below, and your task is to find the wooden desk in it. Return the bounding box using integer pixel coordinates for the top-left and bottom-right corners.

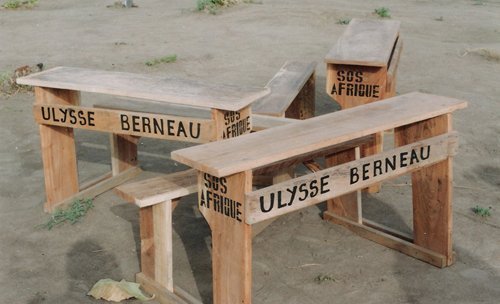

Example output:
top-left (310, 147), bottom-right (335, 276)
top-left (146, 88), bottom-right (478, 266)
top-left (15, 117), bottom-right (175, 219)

top-left (18, 66), bottom-right (269, 212)
top-left (172, 92), bottom-right (467, 304)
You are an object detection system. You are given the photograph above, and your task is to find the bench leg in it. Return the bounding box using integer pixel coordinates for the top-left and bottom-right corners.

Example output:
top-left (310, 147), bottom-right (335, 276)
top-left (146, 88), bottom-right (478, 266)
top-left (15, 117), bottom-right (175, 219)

top-left (199, 171), bottom-right (252, 304)
top-left (139, 199), bottom-right (175, 291)
top-left (325, 147), bottom-right (362, 223)
top-left (35, 87), bottom-right (80, 212)
top-left (395, 114), bottom-right (454, 266)
top-left (110, 134), bottom-right (138, 176)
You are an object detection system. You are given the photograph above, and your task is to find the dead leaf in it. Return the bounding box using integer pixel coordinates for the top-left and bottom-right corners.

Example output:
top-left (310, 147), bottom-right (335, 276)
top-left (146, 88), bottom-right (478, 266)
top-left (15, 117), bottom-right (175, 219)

top-left (88, 278), bottom-right (154, 302)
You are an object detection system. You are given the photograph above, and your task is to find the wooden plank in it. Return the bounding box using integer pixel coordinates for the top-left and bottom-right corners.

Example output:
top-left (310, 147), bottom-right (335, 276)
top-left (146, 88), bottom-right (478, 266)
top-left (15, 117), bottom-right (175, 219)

top-left (172, 92), bottom-right (467, 177)
top-left (211, 106), bottom-right (252, 141)
top-left (33, 104), bottom-right (215, 143)
top-left (153, 200), bottom-right (174, 291)
top-left (326, 64), bottom-right (387, 109)
top-left (252, 114), bottom-right (296, 131)
top-left (325, 18), bottom-right (401, 67)
top-left (252, 61), bottom-right (316, 117)
top-left (140, 207), bottom-right (155, 279)
top-left (245, 133), bottom-right (458, 225)
top-left (386, 37), bottom-right (403, 96)
top-left (325, 147), bottom-right (361, 223)
top-left (110, 134), bottom-right (139, 176)
top-left (114, 169), bottom-right (198, 207)
top-left (18, 67), bottom-right (270, 111)
top-left (395, 114), bottom-right (454, 266)
top-left (35, 87), bottom-right (80, 212)
top-left (198, 171), bottom-right (252, 304)
top-left (323, 212), bottom-right (446, 268)
top-left (46, 167), bottom-right (142, 212)
top-left (136, 273), bottom-right (192, 304)
top-left (79, 171), bottom-right (113, 191)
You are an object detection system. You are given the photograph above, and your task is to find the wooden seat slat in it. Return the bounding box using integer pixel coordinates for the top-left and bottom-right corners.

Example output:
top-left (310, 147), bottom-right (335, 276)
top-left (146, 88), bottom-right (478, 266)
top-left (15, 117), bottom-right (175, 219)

top-left (325, 19), bottom-right (401, 67)
top-left (17, 67), bottom-right (270, 111)
top-left (171, 92), bottom-right (467, 177)
top-left (252, 61), bottom-right (316, 116)
top-left (114, 169), bottom-right (198, 208)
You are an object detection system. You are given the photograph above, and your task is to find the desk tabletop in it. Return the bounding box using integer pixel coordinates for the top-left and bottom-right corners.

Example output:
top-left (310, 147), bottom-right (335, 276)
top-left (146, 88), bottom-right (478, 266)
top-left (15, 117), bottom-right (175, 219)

top-left (172, 92), bottom-right (467, 177)
top-left (325, 18), bottom-right (401, 67)
top-left (17, 67), bottom-right (270, 111)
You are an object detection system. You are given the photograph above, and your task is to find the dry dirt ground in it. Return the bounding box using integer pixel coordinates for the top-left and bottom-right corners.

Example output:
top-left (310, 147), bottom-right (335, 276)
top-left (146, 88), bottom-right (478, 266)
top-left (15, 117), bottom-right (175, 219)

top-left (1, 0), bottom-right (499, 303)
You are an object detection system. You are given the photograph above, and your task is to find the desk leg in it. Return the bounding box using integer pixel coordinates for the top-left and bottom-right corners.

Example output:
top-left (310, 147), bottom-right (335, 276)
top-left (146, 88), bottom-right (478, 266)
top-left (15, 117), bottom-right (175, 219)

top-left (199, 171), bottom-right (252, 304)
top-left (325, 147), bottom-right (362, 223)
top-left (110, 134), bottom-right (138, 176)
top-left (395, 114), bottom-right (454, 266)
top-left (35, 87), bottom-right (79, 212)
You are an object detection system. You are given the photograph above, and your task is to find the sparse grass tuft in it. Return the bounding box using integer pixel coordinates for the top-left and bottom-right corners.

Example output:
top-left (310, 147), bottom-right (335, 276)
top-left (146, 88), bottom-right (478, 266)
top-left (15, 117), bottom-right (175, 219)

top-left (472, 205), bottom-right (492, 217)
top-left (196, 0), bottom-right (239, 14)
top-left (314, 274), bottom-right (336, 283)
top-left (41, 198), bottom-right (94, 230)
top-left (0, 64), bottom-right (43, 96)
top-left (2, 0), bottom-right (38, 9)
top-left (337, 18), bottom-right (351, 25)
top-left (145, 54), bottom-right (177, 66)
top-left (374, 7), bottom-right (391, 18)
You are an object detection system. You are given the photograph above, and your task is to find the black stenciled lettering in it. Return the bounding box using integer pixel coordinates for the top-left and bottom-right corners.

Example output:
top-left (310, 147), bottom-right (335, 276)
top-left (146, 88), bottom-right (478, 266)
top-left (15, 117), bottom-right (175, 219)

top-left (132, 115), bottom-right (140, 132)
top-left (69, 109), bottom-right (77, 124)
top-left (167, 119), bottom-right (175, 136)
top-left (51, 108), bottom-right (59, 122)
top-left (206, 190), bottom-right (212, 208)
top-left (286, 186), bottom-right (297, 206)
top-left (220, 177), bottom-right (227, 194)
top-left (320, 175), bottom-right (330, 194)
top-left (309, 180), bottom-right (319, 197)
top-left (59, 108), bottom-right (68, 123)
top-left (410, 149), bottom-right (420, 165)
top-left (78, 110), bottom-right (87, 125)
top-left (400, 151), bottom-right (409, 167)
top-left (88, 111), bottom-right (95, 126)
top-left (336, 70), bottom-right (345, 82)
top-left (385, 155), bottom-right (396, 172)
top-left (355, 71), bottom-right (363, 82)
top-left (373, 85), bottom-right (380, 98)
top-left (200, 190), bottom-right (207, 207)
top-left (236, 202), bottom-right (242, 222)
top-left (420, 146), bottom-right (430, 160)
top-left (373, 160), bottom-right (383, 177)
top-left (177, 121), bottom-right (187, 137)
top-left (41, 106), bottom-right (51, 120)
top-left (190, 122), bottom-right (201, 139)
top-left (259, 192), bottom-right (277, 213)
top-left (362, 163), bottom-right (370, 180)
top-left (142, 117), bottom-right (151, 133)
top-left (298, 183), bottom-right (309, 201)
top-left (350, 167), bottom-right (359, 185)
top-left (120, 114), bottom-right (130, 130)
top-left (203, 173), bottom-right (211, 188)
top-left (153, 118), bottom-right (164, 135)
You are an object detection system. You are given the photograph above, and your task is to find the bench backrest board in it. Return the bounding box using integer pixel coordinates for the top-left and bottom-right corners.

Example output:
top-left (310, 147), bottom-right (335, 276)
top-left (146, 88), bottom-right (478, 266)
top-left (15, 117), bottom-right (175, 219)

top-left (325, 18), bottom-right (400, 67)
top-left (171, 92), bottom-right (467, 177)
top-left (17, 67), bottom-right (270, 112)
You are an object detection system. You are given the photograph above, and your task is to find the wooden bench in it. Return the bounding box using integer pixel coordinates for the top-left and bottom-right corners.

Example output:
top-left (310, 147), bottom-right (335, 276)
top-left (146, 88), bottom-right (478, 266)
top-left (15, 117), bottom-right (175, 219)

top-left (111, 61), bottom-right (320, 301)
top-left (325, 18), bottom-right (403, 193)
top-left (171, 92), bottom-right (467, 304)
top-left (17, 66), bottom-right (270, 212)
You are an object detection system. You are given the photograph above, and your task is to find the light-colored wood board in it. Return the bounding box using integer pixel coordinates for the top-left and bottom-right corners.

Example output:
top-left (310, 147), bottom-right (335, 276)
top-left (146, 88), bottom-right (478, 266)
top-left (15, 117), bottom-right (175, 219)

top-left (325, 18), bottom-right (401, 67)
top-left (325, 148), bottom-right (361, 223)
top-left (153, 201), bottom-right (174, 292)
top-left (324, 212), bottom-right (446, 268)
top-left (245, 133), bottom-right (458, 225)
top-left (198, 171), bottom-right (252, 304)
top-left (45, 167), bottom-right (142, 212)
top-left (361, 132), bottom-right (383, 193)
top-left (115, 169), bottom-right (198, 207)
top-left (326, 64), bottom-right (388, 109)
top-left (110, 134), bottom-right (139, 175)
top-left (211, 106), bottom-right (252, 141)
top-left (136, 273), bottom-right (193, 304)
top-left (33, 104), bottom-right (215, 143)
top-left (35, 87), bottom-right (80, 212)
top-left (172, 92), bottom-right (467, 177)
top-left (252, 61), bottom-right (316, 116)
top-left (252, 114), bottom-right (296, 131)
top-left (386, 37), bottom-right (403, 95)
top-left (79, 171), bottom-right (113, 191)
top-left (18, 67), bottom-right (270, 111)
top-left (140, 207), bottom-right (155, 279)
top-left (395, 114), bottom-right (454, 265)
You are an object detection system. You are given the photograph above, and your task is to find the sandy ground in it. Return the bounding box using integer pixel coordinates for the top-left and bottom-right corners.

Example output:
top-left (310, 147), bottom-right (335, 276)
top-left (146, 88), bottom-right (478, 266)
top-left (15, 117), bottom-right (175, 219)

top-left (1, 0), bottom-right (499, 303)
